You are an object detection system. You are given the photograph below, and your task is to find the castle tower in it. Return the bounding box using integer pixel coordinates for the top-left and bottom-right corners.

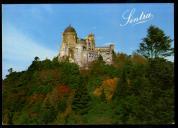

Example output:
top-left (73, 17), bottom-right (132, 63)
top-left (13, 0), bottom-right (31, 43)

top-left (59, 25), bottom-right (77, 60)
top-left (86, 33), bottom-right (95, 50)
top-left (109, 44), bottom-right (115, 52)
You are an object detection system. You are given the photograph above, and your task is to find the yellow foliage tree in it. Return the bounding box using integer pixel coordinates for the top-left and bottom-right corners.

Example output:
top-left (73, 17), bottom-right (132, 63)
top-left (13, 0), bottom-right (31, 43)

top-left (93, 77), bottom-right (119, 101)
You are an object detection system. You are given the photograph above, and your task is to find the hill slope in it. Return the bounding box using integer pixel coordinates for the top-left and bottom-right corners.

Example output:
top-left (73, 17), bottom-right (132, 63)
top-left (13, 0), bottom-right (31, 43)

top-left (2, 54), bottom-right (174, 124)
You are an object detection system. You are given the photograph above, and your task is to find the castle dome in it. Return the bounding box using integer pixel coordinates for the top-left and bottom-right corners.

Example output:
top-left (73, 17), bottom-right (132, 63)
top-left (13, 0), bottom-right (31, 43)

top-left (64, 25), bottom-right (76, 33)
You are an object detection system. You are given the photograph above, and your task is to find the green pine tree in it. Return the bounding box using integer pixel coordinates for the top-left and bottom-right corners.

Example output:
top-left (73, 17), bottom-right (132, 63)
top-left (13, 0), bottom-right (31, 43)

top-left (137, 25), bottom-right (173, 59)
top-left (72, 77), bottom-right (91, 115)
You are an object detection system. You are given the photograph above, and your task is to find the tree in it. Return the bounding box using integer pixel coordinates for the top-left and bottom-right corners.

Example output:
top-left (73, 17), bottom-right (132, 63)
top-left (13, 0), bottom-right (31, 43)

top-left (34, 56), bottom-right (40, 61)
top-left (112, 50), bottom-right (117, 63)
top-left (113, 67), bottom-right (128, 98)
top-left (72, 77), bottom-right (91, 115)
top-left (147, 58), bottom-right (174, 90)
top-left (137, 25), bottom-right (173, 59)
top-left (60, 62), bottom-right (81, 89)
top-left (8, 68), bottom-right (13, 74)
top-left (40, 100), bottom-right (57, 124)
top-left (52, 56), bottom-right (59, 66)
top-left (28, 57), bottom-right (41, 71)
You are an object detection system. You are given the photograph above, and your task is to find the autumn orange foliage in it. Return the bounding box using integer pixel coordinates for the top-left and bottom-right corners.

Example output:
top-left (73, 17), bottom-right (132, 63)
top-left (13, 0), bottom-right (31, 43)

top-left (56, 85), bottom-right (71, 94)
top-left (131, 54), bottom-right (147, 64)
top-left (93, 77), bottom-right (119, 101)
top-left (28, 94), bottom-right (46, 105)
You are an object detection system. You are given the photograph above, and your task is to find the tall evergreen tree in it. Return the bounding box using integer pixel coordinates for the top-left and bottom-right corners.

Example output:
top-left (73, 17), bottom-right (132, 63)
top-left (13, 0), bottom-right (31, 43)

top-left (72, 77), bottom-right (91, 115)
top-left (137, 25), bottom-right (173, 59)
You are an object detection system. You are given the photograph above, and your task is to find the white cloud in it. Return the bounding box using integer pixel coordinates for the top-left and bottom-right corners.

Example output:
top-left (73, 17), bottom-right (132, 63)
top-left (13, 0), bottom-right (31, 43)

top-left (2, 23), bottom-right (58, 78)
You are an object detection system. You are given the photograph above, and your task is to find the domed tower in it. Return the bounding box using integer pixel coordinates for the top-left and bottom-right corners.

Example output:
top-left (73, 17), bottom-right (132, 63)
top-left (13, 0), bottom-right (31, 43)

top-left (63, 25), bottom-right (77, 47)
top-left (59, 25), bottom-right (77, 60)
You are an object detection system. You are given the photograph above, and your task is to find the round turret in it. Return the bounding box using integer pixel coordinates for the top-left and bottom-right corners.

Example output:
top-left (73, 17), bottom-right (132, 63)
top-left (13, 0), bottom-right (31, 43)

top-left (64, 25), bottom-right (76, 33)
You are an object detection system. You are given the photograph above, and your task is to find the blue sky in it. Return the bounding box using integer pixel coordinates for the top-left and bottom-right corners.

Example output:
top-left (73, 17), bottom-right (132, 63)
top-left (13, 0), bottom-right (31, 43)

top-left (2, 4), bottom-right (174, 78)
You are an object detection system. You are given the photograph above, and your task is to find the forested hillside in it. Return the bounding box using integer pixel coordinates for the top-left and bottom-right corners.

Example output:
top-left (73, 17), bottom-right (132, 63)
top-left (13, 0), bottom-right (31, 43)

top-left (2, 25), bottom-right (174, 124)
top-left (2, 53), bottom-right (174, 124)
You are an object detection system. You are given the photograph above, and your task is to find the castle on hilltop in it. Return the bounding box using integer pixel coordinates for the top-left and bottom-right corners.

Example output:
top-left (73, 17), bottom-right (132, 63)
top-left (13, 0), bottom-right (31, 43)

top-left (58, 25), bottom-right (115, 67)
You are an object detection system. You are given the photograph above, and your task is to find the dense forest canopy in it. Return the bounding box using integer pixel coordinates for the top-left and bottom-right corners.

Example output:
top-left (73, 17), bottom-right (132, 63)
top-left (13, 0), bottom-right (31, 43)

top-left (2, 25), bottom-right (174, 124)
